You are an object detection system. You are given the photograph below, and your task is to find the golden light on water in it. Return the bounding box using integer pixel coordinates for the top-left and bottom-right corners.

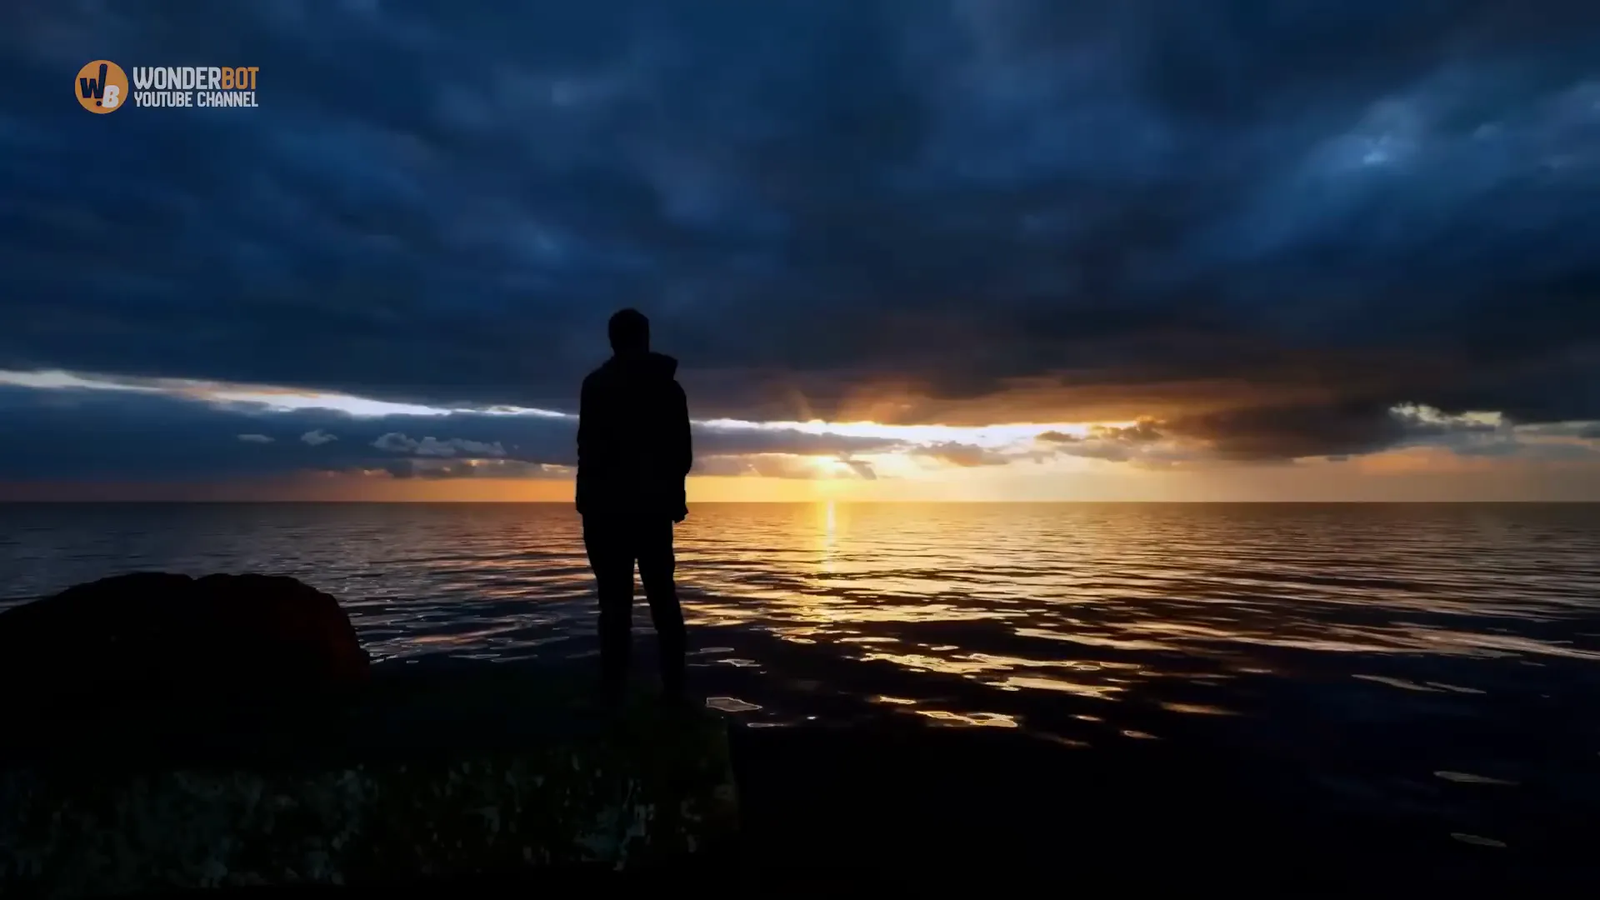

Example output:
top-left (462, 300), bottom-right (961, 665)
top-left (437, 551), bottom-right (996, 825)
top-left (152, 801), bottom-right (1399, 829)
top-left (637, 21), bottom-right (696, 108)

top-left (664, 501), bottom-right (1600, 738)
top-left (3, 500), bottom-right (1598, 778)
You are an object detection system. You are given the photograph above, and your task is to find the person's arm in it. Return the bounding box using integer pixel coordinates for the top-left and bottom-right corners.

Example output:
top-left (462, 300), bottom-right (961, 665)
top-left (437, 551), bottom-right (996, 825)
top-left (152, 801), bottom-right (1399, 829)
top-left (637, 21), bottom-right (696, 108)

top-left (673, 381), bottom-right (692, 522)
top-left (575, 376), bottom-right (592, 514)
top-left (674, 382), bottom-right (692, 479)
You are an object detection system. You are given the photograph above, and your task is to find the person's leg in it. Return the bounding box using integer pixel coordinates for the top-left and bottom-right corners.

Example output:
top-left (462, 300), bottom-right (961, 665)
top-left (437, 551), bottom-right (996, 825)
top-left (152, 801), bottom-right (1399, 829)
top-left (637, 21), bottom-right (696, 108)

top-left (636, 517), bottom-right (687, 698)
top-left (582, 514), bottom-right (635, 698)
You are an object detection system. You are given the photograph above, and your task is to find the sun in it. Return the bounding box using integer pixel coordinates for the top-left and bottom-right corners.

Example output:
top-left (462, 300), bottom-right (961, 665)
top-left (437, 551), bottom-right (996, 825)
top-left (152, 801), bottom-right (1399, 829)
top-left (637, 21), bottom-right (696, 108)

top-left (802, 455), bottom-right (851, 478)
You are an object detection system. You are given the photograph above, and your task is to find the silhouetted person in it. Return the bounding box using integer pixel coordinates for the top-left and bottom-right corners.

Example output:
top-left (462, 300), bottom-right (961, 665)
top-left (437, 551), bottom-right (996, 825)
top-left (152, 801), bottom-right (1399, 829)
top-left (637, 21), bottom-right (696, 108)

top-left (577, 308), bottom-right (692, 701)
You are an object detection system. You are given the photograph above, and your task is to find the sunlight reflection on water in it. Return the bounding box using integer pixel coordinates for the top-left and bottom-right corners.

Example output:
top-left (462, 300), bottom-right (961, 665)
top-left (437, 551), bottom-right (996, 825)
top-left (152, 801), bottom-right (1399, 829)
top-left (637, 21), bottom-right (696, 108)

top-left (3, 502), bottom-right (1599, 737)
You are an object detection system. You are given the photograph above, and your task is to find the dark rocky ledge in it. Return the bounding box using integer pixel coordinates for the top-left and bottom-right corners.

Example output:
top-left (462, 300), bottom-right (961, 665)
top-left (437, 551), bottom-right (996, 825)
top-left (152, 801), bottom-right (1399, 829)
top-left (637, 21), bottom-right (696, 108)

top-left (0, 574), bottom-right (737, 899)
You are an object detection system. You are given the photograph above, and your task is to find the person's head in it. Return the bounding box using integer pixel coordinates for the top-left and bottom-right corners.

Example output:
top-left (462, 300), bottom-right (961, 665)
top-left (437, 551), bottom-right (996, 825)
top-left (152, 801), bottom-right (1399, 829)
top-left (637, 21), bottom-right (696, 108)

top-left (608, 308), bottom-right (650, 355)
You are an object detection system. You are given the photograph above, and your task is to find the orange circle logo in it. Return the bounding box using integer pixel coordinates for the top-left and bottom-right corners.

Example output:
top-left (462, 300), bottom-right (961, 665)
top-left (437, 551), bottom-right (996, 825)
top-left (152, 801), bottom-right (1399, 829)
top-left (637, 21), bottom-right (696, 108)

top-left (75, 60), bottom-right (129, 114)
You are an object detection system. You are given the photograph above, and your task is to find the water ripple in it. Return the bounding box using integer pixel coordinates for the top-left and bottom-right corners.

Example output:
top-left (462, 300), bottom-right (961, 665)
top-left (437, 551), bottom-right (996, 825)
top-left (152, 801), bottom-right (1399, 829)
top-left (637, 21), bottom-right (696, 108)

top-left (2, 503), bottom-right (1598, 754)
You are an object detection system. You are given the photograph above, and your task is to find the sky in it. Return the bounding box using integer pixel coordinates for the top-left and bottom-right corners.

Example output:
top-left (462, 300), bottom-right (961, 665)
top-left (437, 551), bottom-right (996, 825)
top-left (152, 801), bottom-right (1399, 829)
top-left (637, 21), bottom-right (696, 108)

top-left (1, 0), bottom-right (1598, 501)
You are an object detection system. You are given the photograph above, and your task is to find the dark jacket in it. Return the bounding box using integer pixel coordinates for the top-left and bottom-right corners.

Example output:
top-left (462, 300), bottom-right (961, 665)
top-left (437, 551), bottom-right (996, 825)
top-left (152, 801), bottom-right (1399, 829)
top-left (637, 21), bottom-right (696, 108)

top-left (576, 351), bottom-right (692, 520)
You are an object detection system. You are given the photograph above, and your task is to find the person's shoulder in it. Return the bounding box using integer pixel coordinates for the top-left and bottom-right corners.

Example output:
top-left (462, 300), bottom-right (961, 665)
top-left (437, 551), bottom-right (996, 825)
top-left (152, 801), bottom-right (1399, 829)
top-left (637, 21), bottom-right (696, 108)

top-left (581, 359), bottom-right (614, 388)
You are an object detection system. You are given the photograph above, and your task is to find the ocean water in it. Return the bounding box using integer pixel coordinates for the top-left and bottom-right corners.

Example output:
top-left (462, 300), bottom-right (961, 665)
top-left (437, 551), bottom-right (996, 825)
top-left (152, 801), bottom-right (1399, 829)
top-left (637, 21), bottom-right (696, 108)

top-left (2, 502), bottom-right (1599, 866)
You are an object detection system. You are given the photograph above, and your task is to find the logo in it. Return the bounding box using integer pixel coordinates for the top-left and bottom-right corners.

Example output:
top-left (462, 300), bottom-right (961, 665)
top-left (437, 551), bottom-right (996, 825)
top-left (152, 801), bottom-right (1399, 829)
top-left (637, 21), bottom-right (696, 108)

top-left (76, 60), bottom-right (261, 112)
top-left (75, 60), bottom-right (129, 113)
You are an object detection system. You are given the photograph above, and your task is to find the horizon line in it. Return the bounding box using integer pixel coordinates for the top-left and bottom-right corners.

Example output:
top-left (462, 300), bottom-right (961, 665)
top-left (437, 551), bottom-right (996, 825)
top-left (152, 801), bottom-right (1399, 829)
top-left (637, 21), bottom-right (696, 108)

top-left (3, 493), bottom-right (1600, 499)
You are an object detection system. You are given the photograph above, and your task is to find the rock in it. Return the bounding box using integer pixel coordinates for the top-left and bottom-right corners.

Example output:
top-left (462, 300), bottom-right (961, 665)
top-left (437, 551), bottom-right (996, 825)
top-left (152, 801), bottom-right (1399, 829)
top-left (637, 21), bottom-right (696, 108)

top-left (0, 572), bottom-right (736, 897)
top-left (0, 661), bottom-right (739, 897)
top-left (0, 572), bottom-right (369, 712)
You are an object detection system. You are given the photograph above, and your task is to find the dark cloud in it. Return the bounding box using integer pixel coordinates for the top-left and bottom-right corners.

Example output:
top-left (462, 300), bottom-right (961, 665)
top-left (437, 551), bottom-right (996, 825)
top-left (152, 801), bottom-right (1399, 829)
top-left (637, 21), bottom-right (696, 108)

top-left (1035, 404), bottom-right (1539, 463)
top-left (0, 384), bottom-right (903, 482)
top-left (1035, 422), bottom-right (1169, 463)
top-left (1089, 421), bottom-right (1164, 443)
top-left (1161, 402), bottom-right (1408, 461)
top-left (842, 458), bottom-right (877, 480)
top-left (2, 0), bottom-right (1599, 466)
top-left (914, 442), bottom-right (1009, 467)
top-left (1037, 431), bottom-right (1080, 444)
top-left (371, 432), bottom-right (506, 457)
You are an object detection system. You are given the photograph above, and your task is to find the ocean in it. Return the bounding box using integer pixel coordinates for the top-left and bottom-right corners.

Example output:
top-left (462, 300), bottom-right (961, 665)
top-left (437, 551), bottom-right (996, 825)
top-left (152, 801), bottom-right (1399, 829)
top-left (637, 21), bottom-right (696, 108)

top-left (3, 501), bottom-right (1598, 881)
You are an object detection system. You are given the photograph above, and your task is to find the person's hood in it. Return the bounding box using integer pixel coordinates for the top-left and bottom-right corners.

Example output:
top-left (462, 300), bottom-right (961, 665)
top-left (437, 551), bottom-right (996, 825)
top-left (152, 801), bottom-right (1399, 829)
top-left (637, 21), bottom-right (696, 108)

top-left (602, 350), bottom-right (678, 380)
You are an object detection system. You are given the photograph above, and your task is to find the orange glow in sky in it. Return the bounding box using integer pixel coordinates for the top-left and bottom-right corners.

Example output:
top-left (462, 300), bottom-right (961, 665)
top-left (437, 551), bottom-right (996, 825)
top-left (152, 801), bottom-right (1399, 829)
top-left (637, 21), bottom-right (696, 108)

top-left (4, 368), bottom-right (1600, 501)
